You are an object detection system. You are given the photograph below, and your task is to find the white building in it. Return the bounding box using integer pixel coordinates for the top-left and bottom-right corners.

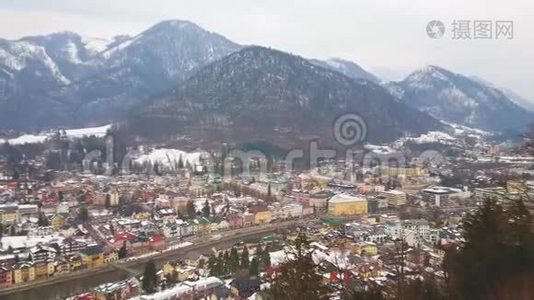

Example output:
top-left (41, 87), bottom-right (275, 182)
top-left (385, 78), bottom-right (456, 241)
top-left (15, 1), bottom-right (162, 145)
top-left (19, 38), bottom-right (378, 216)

top-left (380, 190), bottom-right (407, 207)
top-left (386, 219), bottom-right (439, 246)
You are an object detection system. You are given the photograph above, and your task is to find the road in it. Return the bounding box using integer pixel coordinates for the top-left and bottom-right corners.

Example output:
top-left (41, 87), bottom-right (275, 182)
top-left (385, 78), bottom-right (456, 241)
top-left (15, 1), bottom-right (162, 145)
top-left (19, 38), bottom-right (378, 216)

top-left (0, 219), bottom-right (311, 300)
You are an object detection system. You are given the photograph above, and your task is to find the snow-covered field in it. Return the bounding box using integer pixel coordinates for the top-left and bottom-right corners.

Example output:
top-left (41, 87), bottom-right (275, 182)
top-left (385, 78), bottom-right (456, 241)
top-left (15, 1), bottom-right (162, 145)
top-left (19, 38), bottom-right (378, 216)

top-left (0, 234), bottom-right (64, 251)
top-left (0, 124), bottom-right (111, 145)
top-left (134, 148), bottom-right (209, 168)
top-left (363, 144), bottom-right (397, 154)
top-left (405, 131), bottom-right (456, 144)
top-left (441, 121), bottom-right (490, 136)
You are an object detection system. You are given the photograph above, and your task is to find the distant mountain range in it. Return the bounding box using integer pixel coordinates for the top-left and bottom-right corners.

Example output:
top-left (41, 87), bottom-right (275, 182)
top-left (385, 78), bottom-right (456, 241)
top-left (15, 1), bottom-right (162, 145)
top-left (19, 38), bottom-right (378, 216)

top-left (385, 66), bottom-right (533, 133)
top-left (120, 46), bottom-right (442, 147)
top-left (0, 20), bottom-right (240, 129)
top-left (309, 58), bottom-right (380, 83)
top-left (0, 20), bottom-right (531, 146)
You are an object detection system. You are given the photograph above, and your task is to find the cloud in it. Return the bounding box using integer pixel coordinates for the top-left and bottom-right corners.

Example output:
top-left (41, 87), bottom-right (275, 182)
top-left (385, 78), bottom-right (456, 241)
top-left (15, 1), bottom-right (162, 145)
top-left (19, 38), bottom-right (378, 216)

top-left (0, 0), bottom-right (532, 102)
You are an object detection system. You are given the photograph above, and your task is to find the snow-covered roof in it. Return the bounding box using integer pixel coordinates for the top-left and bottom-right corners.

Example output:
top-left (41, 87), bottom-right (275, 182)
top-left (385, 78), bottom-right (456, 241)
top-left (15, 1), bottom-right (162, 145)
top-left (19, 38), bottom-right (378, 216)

top-left (329, 193), bottom-right (366, 204)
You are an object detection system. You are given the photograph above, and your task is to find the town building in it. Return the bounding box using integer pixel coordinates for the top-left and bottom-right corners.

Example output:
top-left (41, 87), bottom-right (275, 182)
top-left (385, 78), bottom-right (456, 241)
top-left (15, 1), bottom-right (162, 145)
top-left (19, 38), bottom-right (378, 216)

top-left (328, 194), bottom-right (368, 216)
top-left (380, 190), bottom-right (407, 207)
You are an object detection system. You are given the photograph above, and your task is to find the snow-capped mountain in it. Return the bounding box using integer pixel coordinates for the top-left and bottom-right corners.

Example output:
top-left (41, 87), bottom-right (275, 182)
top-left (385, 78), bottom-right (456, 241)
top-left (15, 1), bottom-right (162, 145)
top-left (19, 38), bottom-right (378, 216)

top-left (0, 38), bottom-right (71, 87)
top-left (501, 89), bottom-right (534, 112)
top-left (309, 58), bottom-right (380, 82)
top-left (60, 20), bottom-right (242, 126)
top-left (386, 65), bottom-right (533, 132)
top-left (121, 46), bottom-right (442, 146)
top-left (470, 75), bottom-right (534, 112)
top-left (0, 20), bottom-right (241, 130)
top-left (21, 32), bottom-right (110, 81)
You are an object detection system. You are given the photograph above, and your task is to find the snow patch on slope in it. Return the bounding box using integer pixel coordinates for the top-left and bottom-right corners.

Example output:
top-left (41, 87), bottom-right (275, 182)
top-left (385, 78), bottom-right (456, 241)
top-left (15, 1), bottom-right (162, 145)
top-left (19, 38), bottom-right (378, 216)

top-left (0, 40), bottom-right (71, 85)
top-left (440, 121), bottom-right (490, 136)
top-left (82, 37), bottom-right (111, 54)
top-left (0, 124), bottom-right (112, 145)
top-left (134, 148), bottom-right (208, 167)
top-left (5, 134), bottom-right (49, 145)
top-left (64, 124), bottom-right (111, 138)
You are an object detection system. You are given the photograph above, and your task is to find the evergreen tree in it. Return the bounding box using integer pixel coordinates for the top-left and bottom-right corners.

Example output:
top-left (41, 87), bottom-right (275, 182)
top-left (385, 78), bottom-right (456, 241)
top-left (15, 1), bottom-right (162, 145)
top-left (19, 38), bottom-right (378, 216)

top-left (186, 200), bottom-right (196, 219)
top-left (261, 245), bottom-right (271, 270)
top-left (198, 258), bottom-right (205, 269)
top-left (105, 194), bottom-right (111, 209)
top-left (269, 232), bottom-right (331, 300)
top-left (215, 252), bottom-right (225, 276)
top-left (77, 206), bottom-right (89, 223)
top-left (208, 255), bottom-right (218, 276)
top-left (109, 223), bottom-right (115, 235)
top-left (230, 247), bottom-right (240, 273)
top-left (118, 241), bottom-right (128, 259)
top-left (249, 257), bottom-right (259, 276)
top-left (241, 245), bottom-right (250, 269)
top-left (444, 198), bottom-right (534, 300)
top-left (177, 155), bottom-right (184, 169)
top-left (37, 213), bottom-right (49, 227)
top-left (202, 199), bottom-right (211, 218)
top-left (256, 243), bottom-right (263, 259)
top-left (142, 260), bottom-right (158, 294)
top-left (223, 250), bottom-right (230, 275)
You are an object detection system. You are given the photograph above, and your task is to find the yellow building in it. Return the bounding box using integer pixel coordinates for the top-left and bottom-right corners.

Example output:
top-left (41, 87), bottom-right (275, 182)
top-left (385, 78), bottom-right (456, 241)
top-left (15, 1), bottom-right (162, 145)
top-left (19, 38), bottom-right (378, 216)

top-left (176, 266), bottom-right (196, 282)
top-left (134, 212), bottom-right (151, 221)
top-left (359, 242), bottom-right (378, 256)
top-left (34, 260), bottom-right (50, 280)
top-left (55, 260), bottom-right (70, 274)
top-left (50, 213), bottom-right (67, 230)
top-left (82, 245), bottom-right (105, 269)
top-left (507, 180), bottom-right (528, 193)
top-left (190, 217), bottom-right (211, 234)
top-left (69, 256), bottom-right (83, 271)
top-left (162, 262), bottom-right (176, 277)
top-left (12, 263), bottom-right (35, 284)
top-left (254, 211), bottom-right (272, 224)
top-left (162, 262), bottom-right (195, 282)
top-left (109, 190), bottom-right (120, 207)
top-left (328, 194), bottom-right (367, 216)
top-left (104, 251), bottom-right (118, 264)
top-left (0, 207), bottom-right (18, 224)
top-left (382, 167), bottom-right (422, 177)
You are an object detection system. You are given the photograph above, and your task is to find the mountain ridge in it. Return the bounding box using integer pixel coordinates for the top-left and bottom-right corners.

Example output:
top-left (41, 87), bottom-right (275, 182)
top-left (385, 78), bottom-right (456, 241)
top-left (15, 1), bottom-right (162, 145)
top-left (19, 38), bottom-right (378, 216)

top-left (385, 65), bottom-right (533, 132)
top-left (120, 46), bottom-right (443, 147)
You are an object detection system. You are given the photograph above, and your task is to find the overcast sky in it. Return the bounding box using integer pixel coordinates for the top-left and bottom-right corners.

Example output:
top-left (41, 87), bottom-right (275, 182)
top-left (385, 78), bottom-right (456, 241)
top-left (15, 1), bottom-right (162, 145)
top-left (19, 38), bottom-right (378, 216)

top-left (0, 0), bottom-right (533, 101)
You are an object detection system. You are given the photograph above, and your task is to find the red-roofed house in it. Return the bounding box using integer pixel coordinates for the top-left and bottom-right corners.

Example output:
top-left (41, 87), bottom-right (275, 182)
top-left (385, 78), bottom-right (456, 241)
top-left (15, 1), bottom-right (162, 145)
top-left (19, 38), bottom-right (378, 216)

top-left (149, 234), bottom-right (166, 251)
top-left (111, 231), bottom-right (136, 250)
